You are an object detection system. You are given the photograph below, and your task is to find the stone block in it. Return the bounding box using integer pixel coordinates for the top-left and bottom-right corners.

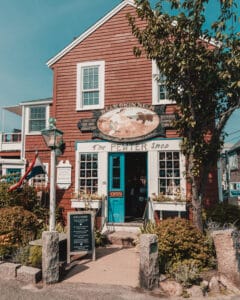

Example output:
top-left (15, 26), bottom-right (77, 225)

top-left (17, 266), bottom-right (42, 284)
top-left (42, 231), bottom-right (59, 284)
top-left (0, 262), bottom-right (21, 279)
top-left (159, 280), bottom-right (183, 297)
top-left (211, 229), bottom-right (240, 285)
top-left (139, 234), bottom-right (159, 290)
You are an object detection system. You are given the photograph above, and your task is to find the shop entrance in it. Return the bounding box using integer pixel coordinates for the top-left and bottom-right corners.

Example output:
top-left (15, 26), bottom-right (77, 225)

top-left (108, 152), bottom-right (147, 223)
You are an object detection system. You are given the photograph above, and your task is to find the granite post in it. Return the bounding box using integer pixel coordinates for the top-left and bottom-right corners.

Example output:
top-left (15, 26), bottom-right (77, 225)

top-left (139, 234), bottom-right (159, 290)
top-left (211, 229), bottom-right (240, 286)
top-left (42, 231), bottom-right (59, 284)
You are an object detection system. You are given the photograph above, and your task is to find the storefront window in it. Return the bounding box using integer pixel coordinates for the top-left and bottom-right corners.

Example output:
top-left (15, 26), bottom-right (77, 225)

top-left (158, 151), bottom-right (180, 195)
top-left (79, 153), bottom-right (98, 194)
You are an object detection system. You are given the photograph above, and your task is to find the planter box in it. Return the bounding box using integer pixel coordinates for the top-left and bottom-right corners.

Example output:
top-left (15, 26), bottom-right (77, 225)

top-left (71, 199), bottom-right (102, 209)
top-left (152, 201), bottom-right (186, 212)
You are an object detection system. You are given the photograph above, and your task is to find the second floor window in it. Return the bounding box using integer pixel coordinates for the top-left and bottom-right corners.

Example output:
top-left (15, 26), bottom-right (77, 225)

top-left (29, 106), bottom-right (46, 132)
top-left (152, 60), bottom-right (172, 105)
top-left (158, 74), bottom-right (169, 101)
top-left (77, 61), bottom-right (105, 110)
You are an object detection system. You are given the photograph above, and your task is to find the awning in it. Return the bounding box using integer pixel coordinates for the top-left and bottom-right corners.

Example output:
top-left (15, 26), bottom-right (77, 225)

top-left (3, 105), bottom-right (22, 116)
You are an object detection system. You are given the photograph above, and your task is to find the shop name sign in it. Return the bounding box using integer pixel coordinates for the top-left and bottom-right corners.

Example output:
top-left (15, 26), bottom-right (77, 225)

top-left (77, 104), bottom-right (175, 143)
top-left (91, 141), bottom-right (170, 152)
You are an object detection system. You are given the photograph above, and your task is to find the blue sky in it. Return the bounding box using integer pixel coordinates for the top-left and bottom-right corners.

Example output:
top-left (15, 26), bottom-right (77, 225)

top-left (0, 0), bottom-right (239, 144)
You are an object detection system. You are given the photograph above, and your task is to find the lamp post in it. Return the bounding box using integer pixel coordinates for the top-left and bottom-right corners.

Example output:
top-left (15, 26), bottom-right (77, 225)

top-left (41, 118), bottom-right (63, 284)
top-left (41, 118), bottom-right (63, 231)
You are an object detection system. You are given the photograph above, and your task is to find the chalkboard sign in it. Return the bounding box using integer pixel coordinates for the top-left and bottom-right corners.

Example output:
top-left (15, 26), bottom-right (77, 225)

top-left (67, 211), bottom-right (95, 263)
top-left (70, 213), bottom-right (92, 252)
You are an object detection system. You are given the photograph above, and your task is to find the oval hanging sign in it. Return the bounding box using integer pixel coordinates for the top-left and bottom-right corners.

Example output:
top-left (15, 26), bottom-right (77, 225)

top-left (97, 107), bottom-right (160, 141)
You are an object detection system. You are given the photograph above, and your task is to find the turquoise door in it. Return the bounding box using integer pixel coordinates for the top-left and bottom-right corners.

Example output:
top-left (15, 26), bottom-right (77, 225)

top-left (108, 153), bottom-right (125, 223)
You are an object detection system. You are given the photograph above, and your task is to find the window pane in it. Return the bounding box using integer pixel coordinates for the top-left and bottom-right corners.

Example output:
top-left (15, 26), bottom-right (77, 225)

top-left (113, 168), bottom-right (120, 177)
top-left (113, 157), bottom-right (120, 167)
top-left (82, 66), bottom-right (99, 90)
top-left (83, 91), bottom-right (99, 106)
top-left (158, 151), bottom-right (181, 196)
top-left (29, 106), bottom-right (46, 131)
top-left (158, 72), bottom-right (169, 102)
top-left (79, 153), bottom-right (98, 194)
top-left (113, 179), bottom-right (120, 189)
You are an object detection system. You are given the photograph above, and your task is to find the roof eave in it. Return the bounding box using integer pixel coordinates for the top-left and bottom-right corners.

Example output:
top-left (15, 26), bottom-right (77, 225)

top-left (20, 97), bottom-right (53, 106)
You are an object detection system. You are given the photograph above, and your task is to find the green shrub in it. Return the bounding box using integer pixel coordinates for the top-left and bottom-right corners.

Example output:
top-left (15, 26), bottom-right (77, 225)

top-left (95, 230), bottom-right (108, 247)
top-left (0, 183), bottom-right (49, 223)
top-left (205, 202), bottom-right (240, 229)
top-left (141, 218), bottom-right (215, 273)
top-left (0, 206), bottom-right (40, 258)
top-left (28, 246), bottom-right (42, 268)
top-left (12, 245), bottom-right (30, 266)
top-left (168, 259), bottom-right (201, 287)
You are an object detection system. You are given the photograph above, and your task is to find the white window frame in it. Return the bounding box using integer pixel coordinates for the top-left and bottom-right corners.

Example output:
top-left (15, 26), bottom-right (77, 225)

top-left (152, 60), bottom-right (174, 105)
top-left (76, 60), bottom-right (105, 111)
top-left (158, 150), bottom-right (181, 196)
top-left (77, 152), bottom-right (99, 194)
top-left (25, 105), bottom-right (49, 135)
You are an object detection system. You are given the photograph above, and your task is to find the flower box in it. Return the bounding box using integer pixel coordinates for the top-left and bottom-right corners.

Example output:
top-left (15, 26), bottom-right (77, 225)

top-left (151, 201), bottom-right (186, 212)
top-left (71, 199), bottom-right (102, 210)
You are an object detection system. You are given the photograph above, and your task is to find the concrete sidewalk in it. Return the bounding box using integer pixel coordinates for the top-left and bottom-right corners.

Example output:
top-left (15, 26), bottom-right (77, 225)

top-left (63, 245), bottom-right (140, 287)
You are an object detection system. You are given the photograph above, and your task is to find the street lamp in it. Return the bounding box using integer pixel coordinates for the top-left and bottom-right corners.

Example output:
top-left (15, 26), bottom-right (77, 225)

top-left (41, 118), bottom-right (63, 231)
top-left (41, 118), bottom-right (63, 284)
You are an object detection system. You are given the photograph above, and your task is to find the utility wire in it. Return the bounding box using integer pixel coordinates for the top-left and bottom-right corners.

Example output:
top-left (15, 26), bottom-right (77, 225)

top-left (225, 135), bottom-right (240, 142)
top-left (225, 129), bottom-right (240, 136)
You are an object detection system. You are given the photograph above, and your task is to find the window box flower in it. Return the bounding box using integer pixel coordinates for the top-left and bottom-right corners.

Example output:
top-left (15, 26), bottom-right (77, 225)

top-left (150, 193), bottom-right (186, 212)
top-left (71, 192), bottom-right (104, 210)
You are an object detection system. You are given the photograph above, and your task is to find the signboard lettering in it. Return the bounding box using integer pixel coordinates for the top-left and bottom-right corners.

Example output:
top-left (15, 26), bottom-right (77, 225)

top-left (57, 160), bottom-right (72, 189)
top-left (67, 212), bottom-right (95, 263)
top-left (109, 191), bottom-right (123, 197)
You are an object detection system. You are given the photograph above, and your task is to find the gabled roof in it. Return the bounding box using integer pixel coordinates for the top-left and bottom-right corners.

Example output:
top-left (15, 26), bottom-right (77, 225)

top-left (46, 0), bottom-right (135, 68)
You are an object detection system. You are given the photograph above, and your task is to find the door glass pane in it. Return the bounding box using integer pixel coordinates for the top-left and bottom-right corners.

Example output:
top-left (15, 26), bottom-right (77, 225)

top-left (113, 178), bottom-right (120, 189)
top-left (113, 168), bottom-right (120, 177)
top-left (113, 157), bottom-right (120, 167)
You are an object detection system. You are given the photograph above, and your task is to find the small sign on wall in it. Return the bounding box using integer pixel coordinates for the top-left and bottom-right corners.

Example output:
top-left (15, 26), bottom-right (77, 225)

top-left (109, 191), bottom-right (123, 197)
top-left (56, 160), bottom-right (72, 189)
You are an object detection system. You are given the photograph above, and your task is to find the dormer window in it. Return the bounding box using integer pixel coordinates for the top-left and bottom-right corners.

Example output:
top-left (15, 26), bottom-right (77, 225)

top-left (76, 61), bottom-right (105, 110)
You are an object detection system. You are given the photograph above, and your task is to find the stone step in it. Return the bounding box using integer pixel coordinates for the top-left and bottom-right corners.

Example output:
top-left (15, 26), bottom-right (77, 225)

top-left (105, 231), bottom-right (139, 248)
top-left (104, 221), bottom-right (142, 234)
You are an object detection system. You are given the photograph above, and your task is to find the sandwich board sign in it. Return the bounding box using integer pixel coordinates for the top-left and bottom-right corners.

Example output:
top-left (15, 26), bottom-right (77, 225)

top-left (67, 211), bottom-right (95, 263)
